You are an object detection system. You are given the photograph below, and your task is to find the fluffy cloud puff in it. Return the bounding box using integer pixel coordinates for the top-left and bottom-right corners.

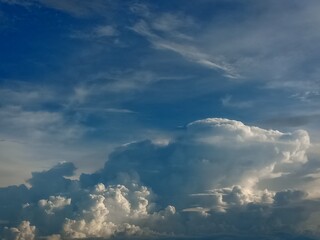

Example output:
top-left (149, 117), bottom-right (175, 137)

top-left (1, 118), bottom-right (319, 239)
top-left (3, 221), bottom-right (36, 240)
top-left (38, 196), bottom-right (71, 215)
top-left (82, 118), bottom-right (310, 208)
top-left (62, 183), bottom-right (178, 239)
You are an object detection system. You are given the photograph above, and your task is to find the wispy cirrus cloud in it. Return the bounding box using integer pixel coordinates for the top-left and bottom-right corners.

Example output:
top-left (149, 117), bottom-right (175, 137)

top-left (221, 95), bottom-right (253, 109)
top-left (0, 81), bottom-right (138, 186)
top-left (2, 0), bottom-right (114, 17)
top-left (70, 25), bottom-right (119, 43)
top-left (131, 10), bottom-right (240, 79)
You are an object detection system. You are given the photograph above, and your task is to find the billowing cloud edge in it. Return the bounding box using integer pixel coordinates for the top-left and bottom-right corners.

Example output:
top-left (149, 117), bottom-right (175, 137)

top-left (1, 118), bottom-right (320, 239)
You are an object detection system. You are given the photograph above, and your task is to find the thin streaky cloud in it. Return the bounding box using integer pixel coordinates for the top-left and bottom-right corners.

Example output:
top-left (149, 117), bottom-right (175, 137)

top-left (221, 95), bottom-right (253, 109)
top-left (73, 107), bottom-right (135, 114)
top-left (131, 20), bottom-right (240, 79)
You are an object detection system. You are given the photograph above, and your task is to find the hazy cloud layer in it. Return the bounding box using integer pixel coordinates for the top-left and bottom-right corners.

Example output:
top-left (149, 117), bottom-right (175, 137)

top-left (1, 118), bottom-right (320, 239)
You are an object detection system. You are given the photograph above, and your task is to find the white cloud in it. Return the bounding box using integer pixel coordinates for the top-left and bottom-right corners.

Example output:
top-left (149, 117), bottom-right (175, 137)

top-left (70, 25), bottom-right (118, 42)
top-left (127, 1), bottom-right (320, 103)
top-left (38, 196), bottom-right (71, 215)
top-left (62, 183), bottom-right (174, 239)
top-left (193, 1), bottom-right (320, 95)
top-left (68, 70), bottom-right (157, 99)
top-left (3, 221), bottom-right (36, 240)
top-left (1, 118), bottom-right (320, 239)
top-left (0, 0), bottom-right (34, 7)
top-left (75, 118), bottom-right (319, 238)
top-left (0, 86), bottom-right (54, 106)
top-left (96, 118), bottom-right (310, 202)
top-left (189, 186), bottom-right (275, 214)
top-left (131, 13), bottom-right (239, 78)
top-left (44, 234), bottom-right (61, 240)
top-left (35, 0), bottom-right (112, 17)
top-left (94, 25), bottom-right (118, 37)
top-left (221, 95), bottom-right (253, 108)
top-left (151, 12), bottom-right (195, 32)
top-left (0, 105), bottom-right (88, 142)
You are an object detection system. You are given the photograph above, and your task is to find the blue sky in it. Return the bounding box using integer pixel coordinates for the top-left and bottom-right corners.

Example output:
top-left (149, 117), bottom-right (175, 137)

top-left (1, 1), bottom-right (320, 239)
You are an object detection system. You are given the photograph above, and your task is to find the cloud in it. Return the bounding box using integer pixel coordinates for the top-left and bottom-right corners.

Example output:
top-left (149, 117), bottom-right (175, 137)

top-left (62, 183), bottom-right (152, 238)
top-left (70, 25), bottom-right (119, 42)
top-left (191, 1), bottom-right (320, 95)
top-left (73, 107), bottom-right (135, 114)
top-left (0, 0), bottom-right (114, 17)
top-left (273, 189), bottom-right (308, 205)
top-left (0, 0), bottom-right (34, 7)
top-left (0, 78), bottom-right (172, 187)
top-left (1, 118), bottom-right (320, 239)
top-left (38, 196), bottom-right (71, 215)
top-left (27, 162), bottom-right (78, 199)
top-left (221, 95), bottom-right (253, 108)
top-left (94, 25), bottom-right (118, 37)
top-left (90, 118), bottom-right (310, 201)
top-left (126, 1), bottom-right (320, 105)
top-left (0, 105), bottom-right (88, 143)
top-left (131, 11), bottom-right (239, 78)
top-left (0, 83), bottom-right (54, 106)
top-left (1, 1), bottom-right (320, 237)
top-left (3, 221), bottom-right (36, 240)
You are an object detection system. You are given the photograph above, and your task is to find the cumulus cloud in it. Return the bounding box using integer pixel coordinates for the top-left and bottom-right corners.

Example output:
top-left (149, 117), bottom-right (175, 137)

top-left (63, 183), bottom-right (150, 238)
top-left (1, 118), bottom-right (320, 239)
top-left (83, 118), bottom-right (310, 208)
top-left (3, 221), bottom-right (36, 240)
top-left (38, 196), bottom-right (71, 215)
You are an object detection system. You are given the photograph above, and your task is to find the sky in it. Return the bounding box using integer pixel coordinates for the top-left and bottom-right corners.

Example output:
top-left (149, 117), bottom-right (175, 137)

top-left (1, 0), bottom-right (320, 239)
